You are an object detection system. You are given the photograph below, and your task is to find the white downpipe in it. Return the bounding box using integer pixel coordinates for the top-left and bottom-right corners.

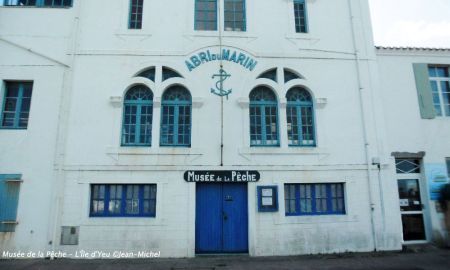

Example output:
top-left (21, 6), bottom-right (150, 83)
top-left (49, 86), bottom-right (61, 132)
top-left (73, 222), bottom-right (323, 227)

top-left (49, 1), bottom-right (82, 258)
top-left (347, 0), bottom-right (378, 251)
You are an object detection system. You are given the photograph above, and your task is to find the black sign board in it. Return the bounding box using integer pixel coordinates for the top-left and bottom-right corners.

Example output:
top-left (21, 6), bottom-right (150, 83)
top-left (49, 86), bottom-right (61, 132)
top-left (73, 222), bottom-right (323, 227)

top-left (184, 171), bottom-right (260, 183)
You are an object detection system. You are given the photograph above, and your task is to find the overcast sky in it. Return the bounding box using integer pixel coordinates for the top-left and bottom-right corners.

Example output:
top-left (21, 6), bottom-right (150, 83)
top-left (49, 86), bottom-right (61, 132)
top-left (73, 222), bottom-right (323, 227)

top-left (368, 0), bottom-right (450, 48)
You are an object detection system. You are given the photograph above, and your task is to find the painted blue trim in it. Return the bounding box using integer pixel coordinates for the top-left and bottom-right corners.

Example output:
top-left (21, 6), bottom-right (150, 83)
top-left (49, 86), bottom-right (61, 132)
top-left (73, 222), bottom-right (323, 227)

top-left (257, 186), bottom-right (278, 212)
top-left (3, 0), bottom-right (73, 7)
top-left (224, 0), bottom-right (246, 32)
top-left (284, 183), bottom-right (346, 216)
top-left (121, 86), bottom-right (153, 147)
top-left (194, 0), bottom-right (218, 31)
top-left (249, 101), bottom-right (280, 147)
top-left (0, 174), bottom-right (22, 232)
top-left (128, 0), bottom-right (144, 29)
top-left (160, 87), bottom-right (192, 147)
top-left (293, 0), bottom-right (308, 33)
top-left (0, 82), bottom-right (33, 130)
top-left (89, 184), bottom-right (156, 218)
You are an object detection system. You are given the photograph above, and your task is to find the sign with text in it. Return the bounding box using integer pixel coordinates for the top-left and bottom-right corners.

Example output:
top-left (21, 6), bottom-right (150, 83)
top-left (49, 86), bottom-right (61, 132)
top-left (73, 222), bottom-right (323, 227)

top-left (184, 171), bottom-right (260, 183)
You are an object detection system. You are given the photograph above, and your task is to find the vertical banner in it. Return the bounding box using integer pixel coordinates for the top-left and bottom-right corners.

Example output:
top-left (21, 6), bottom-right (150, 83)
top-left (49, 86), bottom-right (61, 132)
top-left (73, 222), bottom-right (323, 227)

top-left (425, 163), bottom-right (449, 200)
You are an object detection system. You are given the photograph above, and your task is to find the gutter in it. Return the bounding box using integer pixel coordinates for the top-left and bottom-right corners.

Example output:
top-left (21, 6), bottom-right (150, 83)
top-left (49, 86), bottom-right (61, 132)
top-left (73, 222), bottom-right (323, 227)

top-left (347, 0), bottom-right (378, 251)
top-left (49, 1), bottom-right (82, 259)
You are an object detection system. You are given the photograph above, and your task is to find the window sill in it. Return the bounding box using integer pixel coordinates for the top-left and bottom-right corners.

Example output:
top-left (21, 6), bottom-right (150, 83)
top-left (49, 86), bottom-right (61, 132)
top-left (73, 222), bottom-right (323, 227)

top-left (1, 221), bottom-right (18, 225)
top-left (106, 146), bottom-right (203, 156)
top-left (0, 127), bottom-right (27, 130)
top-left (285, 33), bottom-right (319, 41)
top-left (275, 214), bottom-right (358, 225)
top-left (0, 6), bottom-right (72, 9)
top-left (184, 32), bottom-right (257, 40)
top-left (114, 30), bottom-right (152, 37)
top-left (82, 217), bottom-right (166, 227)
top-left (239, 147), bottom-right (327, 156)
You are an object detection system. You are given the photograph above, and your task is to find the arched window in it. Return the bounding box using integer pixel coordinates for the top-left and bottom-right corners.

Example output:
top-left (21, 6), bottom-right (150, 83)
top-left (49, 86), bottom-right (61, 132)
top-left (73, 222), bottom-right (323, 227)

top-left (160, 86), bottom-right (192, 147)
top-left (284, 68), bottom-right (302, 83)
top-left (136, 67), bottom-right (156, 82)
top-left (257, 68), bottom-right (277, 82)
top-left (121, 85), bottom-right (153, 146)
top-left (286, 87), bottom-right (315, 146)
top-left (249, 86), bottom-right (279, 146)
top-left (162, 67), bottom-right (183, 81)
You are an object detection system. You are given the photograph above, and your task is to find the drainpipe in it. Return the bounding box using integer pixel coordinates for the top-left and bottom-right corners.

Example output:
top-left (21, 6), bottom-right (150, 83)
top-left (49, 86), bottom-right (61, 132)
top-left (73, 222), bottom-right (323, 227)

top-left (49, 1), bottom-right (82, 258)
top-left (347, 0), bottom-right (378, 251)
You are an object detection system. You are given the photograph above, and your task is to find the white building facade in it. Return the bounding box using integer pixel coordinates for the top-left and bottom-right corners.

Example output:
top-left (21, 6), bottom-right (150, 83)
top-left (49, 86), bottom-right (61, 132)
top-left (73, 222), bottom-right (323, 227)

top-left (0, 0), bottom-right (448, 258)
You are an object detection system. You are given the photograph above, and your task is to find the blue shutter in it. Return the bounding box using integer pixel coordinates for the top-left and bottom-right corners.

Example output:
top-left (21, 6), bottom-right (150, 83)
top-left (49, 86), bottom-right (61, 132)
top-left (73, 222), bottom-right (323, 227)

top-left (0, 174), bottom-right (22, 232)
top-left (412, 63), bottom-right (436, 119)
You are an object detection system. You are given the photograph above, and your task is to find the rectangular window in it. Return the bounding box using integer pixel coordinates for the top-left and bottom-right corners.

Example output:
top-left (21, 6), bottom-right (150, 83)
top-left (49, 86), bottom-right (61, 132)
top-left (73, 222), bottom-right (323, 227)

top-left (1, 81), bottom-right (33, 129)
top-left (90, 184), bottom-right (156, 217)
top-left (395, 158), bottom-right (421, 174)
top-left (224, 0), bottom-right (246, 32)
top-left (284, 183), bottom-right (345, 216)
top-left (429, 66), bottom-right (450, 117)
top-left (160, 104), bottom-right (191, 147)
top-left (0, 175), bottom-right (22, 232)
top-left (195, 0), bottom-right (217, 31)
top-left (249, 105), bottom-right (279, 146)
top-left (128, 0), bottom-right (144, 29)
top-left (2, 0), bottom-right (72, 7)
top-left (294, 0), bottom-right (308, 33)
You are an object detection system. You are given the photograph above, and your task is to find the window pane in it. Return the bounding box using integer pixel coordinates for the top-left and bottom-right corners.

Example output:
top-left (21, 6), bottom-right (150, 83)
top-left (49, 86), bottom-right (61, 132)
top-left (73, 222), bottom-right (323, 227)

top-left (129, 0), bottom-right (144, 29)
top-left (395, 159), bottom-right (421, 174)
top-left (125, 185), bottom-right (140, 214)
top-left (1, 82), bottom-right (33, 129)
top-left (294, 0), bottom-right (307, 33)
top-left (195, 0), bottom-right (217, 31)
top-left (285, 183), bottom-right (345, 216)
top-left (90, 184), bottom-right (156, 217)
top-left (224, 0), bottom-right (246, 31)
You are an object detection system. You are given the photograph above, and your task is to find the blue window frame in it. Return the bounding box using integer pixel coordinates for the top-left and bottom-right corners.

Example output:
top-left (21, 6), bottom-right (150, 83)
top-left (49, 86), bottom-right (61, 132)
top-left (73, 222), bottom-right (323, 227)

top-left (2, 0), bottom-right (72, 7)
top-left (285, 183), bottom-right (346, 216)
top-left (294, 0), bottom-right (308, 33)
top-left (160, 86), bottom-right (192, 147)
top-left (195, 0), bottom-right (217, 31)
top-left (428, 66), bottom-right (450, 117)
top-left (90, 184), bottom-right (156, 217)
top-left (286, 87), bottom-right (316, 146)
top-left (249, 87), bottom-right (279, 146)
top-left (224, 0), bottom-right (246, 31)
top-left (257, 186), bottom-right (278, 212)
top-left (121, 85), bottom-right (153, 146)
top-left (1, 81), bottom-right (33, 129)
top-left (128, 0), bottom-right (144, 29)
top-left (0, 174), bottom-right (22, 232)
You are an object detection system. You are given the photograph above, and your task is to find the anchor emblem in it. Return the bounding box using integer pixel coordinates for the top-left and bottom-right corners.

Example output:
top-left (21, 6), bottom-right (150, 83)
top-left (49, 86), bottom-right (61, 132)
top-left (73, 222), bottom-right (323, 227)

top-left (211, 68), bottom-right (232, 98)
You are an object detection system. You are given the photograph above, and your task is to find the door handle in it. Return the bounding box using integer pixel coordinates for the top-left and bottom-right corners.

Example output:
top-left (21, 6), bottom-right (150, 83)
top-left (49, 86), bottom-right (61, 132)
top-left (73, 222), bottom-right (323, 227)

top-left (223, 212), bottom-right (228, 221)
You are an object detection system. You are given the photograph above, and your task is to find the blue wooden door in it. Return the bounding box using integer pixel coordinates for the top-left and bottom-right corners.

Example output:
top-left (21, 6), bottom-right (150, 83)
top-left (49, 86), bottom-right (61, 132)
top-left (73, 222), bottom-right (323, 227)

top-left (195, 183), bottom-right (248, 253)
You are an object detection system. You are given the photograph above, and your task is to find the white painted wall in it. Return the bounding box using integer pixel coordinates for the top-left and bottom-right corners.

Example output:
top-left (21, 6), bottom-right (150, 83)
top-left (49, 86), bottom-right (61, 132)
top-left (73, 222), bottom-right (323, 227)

top-left (0, 0), bottom-right (413, 257)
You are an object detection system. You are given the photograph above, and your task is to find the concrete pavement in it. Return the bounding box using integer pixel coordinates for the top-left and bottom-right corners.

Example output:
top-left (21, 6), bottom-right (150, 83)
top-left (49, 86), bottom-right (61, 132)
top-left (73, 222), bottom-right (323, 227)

top-left (0, 247), bottom-right (449, 270)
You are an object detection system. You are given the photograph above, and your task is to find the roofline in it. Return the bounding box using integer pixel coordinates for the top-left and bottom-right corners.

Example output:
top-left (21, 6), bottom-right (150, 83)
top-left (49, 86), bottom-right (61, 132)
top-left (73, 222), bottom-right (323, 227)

top-left (375, 46), bottom-right (450, 52)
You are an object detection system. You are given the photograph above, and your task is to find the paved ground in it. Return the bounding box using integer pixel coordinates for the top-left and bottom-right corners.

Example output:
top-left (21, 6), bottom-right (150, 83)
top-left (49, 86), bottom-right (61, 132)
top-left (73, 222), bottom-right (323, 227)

top-left (0, 247), bottom-right (449, 270)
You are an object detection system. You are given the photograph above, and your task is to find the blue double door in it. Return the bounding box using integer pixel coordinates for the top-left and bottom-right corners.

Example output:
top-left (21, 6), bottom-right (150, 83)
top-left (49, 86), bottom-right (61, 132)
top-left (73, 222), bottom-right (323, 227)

top-left (195, 183), bottom-right (248, 253)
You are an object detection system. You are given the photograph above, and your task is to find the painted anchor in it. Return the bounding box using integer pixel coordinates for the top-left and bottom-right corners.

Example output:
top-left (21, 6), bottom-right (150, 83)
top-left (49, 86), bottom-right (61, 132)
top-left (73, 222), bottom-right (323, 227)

top-left (211, 68), bottom-right (232, 98)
